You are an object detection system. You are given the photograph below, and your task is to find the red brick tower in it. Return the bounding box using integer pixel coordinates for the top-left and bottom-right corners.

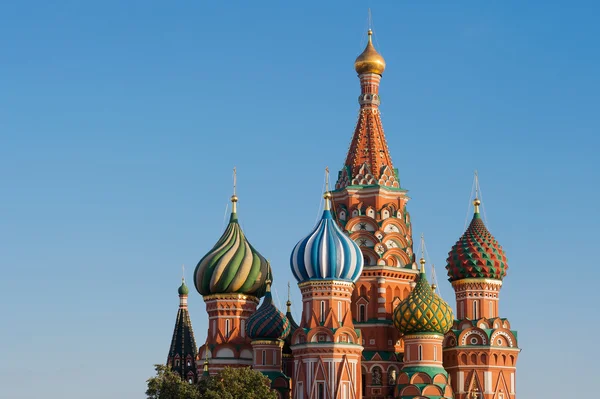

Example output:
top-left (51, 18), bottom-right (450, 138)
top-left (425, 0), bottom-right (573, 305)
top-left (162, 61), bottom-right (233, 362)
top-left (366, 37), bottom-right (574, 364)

top-left (193, 181), bottom-right (270, 375)
top-left (443, 198), bottom-right (520, 398)
top-left (331, 29), bottom-right (418, 398)
top-left (290, 189), bottom-right (365, 399)
top-left (247, 277), bottom-right (292, 398)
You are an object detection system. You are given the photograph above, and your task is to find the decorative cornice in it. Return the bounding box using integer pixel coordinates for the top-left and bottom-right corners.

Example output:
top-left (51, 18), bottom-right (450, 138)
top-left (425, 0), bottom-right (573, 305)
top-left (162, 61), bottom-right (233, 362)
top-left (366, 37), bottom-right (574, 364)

top-left (403, 333), bottom-right (444, 340)
top-left (203, 293), bottom-right (259, 303)
top-left (297, 280), bottom-right (355, 289)
top-left (251, 339), bottom-right (285, 347)
top-left (451, 278), bottom-right (503, 287)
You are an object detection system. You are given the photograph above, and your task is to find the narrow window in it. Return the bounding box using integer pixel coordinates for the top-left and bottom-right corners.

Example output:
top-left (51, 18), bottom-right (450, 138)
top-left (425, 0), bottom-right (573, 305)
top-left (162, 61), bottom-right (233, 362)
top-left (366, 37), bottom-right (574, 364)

top-left (320, 301), bottom-right (325, 323)
top-left (405, 345), bottom-right (409, 362)
top-left (187, 360), bottom-right (191, 367)
top-left (241, 319), bottom-right (245, 338)
top-left (459, 301), bottom-right (464, 319)
top-left (317, 382), bottom-right (325, 399)
top-left (262, 350), bottom-right (266, 366)
top-left (305, 302), bottom-right (309, 323)
top-left (473, 300), bottom-right (479, 319)
top-left (225, 319), bottom-right (231, 338)
top-left (434, 346), bottom-right (437, 361)
top-left (298, 382), bottom-right (304, 399)
top-left (359, 304), bottom-right (366, 322)
top-left (489, 301), bottom-right (493, 317)
top-left (418, 345), bottom-right (423, 361)
top-left (338, 302), bottom-right (342, 323)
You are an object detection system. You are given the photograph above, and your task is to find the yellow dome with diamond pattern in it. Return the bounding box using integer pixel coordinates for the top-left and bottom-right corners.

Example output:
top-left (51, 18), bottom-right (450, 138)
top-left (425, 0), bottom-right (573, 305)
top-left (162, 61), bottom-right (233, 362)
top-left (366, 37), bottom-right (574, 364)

top-left (393, 259), bottom-right (454, 335)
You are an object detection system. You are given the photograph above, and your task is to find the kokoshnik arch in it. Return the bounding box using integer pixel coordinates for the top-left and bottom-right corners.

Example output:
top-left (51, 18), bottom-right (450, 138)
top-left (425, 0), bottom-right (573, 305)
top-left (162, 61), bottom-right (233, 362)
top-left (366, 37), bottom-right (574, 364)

top-left (163, 29), bottom-right (520, 399)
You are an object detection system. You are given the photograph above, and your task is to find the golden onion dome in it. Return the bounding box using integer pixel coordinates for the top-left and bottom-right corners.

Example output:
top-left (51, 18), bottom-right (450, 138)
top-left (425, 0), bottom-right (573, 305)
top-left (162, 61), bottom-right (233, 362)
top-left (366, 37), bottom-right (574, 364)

top-left (393, 259), bottom-right (454, 335)
top-left (354, 29), bottom-right (386, 75)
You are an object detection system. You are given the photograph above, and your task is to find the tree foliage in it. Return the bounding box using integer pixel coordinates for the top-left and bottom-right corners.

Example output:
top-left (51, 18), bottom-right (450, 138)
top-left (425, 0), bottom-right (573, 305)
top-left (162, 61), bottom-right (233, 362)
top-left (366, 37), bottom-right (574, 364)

top-left (146, 365), bottom-right (200, 399)
top-left (198, 367), bottom-right (277, 399)
top-left (146, 365), bottom-right (276, 399)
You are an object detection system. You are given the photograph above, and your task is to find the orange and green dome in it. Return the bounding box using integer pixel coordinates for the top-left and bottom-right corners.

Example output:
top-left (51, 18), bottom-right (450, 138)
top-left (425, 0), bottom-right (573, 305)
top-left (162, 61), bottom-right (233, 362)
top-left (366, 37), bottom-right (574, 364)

top-left (194, 195), bottom-right (270, 298)
top-left (446, 199), bottom-right (508, 282)
top-left (394, 259), bottom-right (454, 335)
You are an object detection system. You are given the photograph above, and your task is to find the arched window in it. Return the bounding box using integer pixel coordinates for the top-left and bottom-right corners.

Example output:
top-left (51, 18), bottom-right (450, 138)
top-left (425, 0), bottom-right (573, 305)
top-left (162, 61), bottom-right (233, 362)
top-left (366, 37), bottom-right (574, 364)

top-left (418, 345), bottom-right (423, 361)
top-left (473, 300), bottom-right (479, 319)
top-left (359, 304), bottom-right (366, 322)
top-left (320, 301), bottom-right (326, 323)
top-left (187, 360), bottom-right (191, 367)
top-left (225, 319), bottom-right (231, 338)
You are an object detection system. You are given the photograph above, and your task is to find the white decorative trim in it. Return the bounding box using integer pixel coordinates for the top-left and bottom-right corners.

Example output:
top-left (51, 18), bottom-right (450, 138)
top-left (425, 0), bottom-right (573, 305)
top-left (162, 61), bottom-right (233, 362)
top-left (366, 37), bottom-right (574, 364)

top-left (490, 331), bottom-right (514, 347)
top-left (461, 330), bottom-right (488, 346)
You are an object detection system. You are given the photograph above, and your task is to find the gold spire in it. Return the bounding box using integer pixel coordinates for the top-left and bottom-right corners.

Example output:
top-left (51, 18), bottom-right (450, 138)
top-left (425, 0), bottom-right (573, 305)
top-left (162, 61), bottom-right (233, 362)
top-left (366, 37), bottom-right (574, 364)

top-left (419, 257), bottom-right (426, 273)
top-left (324, 166), bottom-right (332, 210)
top-left (473, 198), bottom-right (481, 214)
top-left (265, 261), bottom-right (272, 291)
top-left (354, 29), bottom-right (386, 75)
top-left (231, 167), bottom-right (238, 213)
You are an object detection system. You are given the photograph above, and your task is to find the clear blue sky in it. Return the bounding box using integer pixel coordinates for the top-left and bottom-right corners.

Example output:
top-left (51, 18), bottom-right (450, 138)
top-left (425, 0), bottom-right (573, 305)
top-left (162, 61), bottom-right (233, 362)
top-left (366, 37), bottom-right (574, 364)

top-left (1, 1), bottom-right (598, 398)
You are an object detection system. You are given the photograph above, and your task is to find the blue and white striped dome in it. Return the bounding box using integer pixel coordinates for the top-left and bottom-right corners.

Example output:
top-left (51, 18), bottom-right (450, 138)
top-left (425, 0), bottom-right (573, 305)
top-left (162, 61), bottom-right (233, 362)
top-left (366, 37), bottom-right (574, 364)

top-left (290, 194), bottom-right (363, 283)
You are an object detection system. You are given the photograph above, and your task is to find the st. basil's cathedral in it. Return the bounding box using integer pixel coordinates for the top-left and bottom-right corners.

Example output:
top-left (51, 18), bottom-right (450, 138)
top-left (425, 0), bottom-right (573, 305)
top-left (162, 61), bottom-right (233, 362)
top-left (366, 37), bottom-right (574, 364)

top-left (164, 29), bottom-right (520, 399)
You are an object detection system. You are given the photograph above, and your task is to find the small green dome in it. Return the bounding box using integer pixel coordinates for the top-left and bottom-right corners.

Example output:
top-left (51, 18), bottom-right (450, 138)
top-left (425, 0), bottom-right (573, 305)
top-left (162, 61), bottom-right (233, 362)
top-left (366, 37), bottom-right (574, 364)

top-left (393, 262), bottom-right (453, 335)
top-left (178, 280), bottom-right (189, 295)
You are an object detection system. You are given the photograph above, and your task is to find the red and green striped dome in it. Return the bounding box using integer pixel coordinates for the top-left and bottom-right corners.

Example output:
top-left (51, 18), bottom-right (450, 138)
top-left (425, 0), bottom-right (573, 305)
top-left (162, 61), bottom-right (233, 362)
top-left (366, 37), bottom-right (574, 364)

top-left (446, 200), bottom-right (508, 282)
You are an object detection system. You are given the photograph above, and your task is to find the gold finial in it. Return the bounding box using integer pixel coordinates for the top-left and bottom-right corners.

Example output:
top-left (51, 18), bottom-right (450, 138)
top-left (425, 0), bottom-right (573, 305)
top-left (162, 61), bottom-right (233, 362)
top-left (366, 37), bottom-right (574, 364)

top-left (286, 281), bottom-right (292, 311)
top-left (473, 198), bottom-right (481, 214)
top-left (265, 261), bottom-right (272, 291)
top-left (182, 264), bottom-right (185, 282)
top-left (419, 257), bottom-right (426, 273)
top-left (431, 284), bottom-right (437, 290)
top-left (324, 166), bottom-right (332, 210)
top-left (231, 167), bottom-right (238, 213)
top-left (354, 28), bottom-right (386, 75)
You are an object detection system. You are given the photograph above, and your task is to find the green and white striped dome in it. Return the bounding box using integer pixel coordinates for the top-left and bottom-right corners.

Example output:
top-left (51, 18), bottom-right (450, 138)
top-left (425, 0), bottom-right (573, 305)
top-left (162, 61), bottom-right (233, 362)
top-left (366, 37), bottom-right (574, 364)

top-left (194, 197), bottom-right (269, 297)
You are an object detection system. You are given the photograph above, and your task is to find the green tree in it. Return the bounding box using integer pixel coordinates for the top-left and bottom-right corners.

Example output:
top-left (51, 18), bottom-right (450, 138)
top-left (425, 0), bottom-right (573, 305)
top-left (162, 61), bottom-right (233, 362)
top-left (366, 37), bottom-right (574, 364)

top-left (198, 367), bottom-right (277, 399)
top-left (146, 365), bottom-right (200, 399)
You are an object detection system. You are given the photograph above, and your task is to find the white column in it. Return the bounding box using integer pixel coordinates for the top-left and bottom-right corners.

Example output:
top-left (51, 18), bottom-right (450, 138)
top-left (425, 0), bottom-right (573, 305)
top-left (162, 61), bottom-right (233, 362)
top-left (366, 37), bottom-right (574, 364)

top-left (484, 371), bottom-right (492, 394)
top-left (458, 371), bottom-right (464, 394)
